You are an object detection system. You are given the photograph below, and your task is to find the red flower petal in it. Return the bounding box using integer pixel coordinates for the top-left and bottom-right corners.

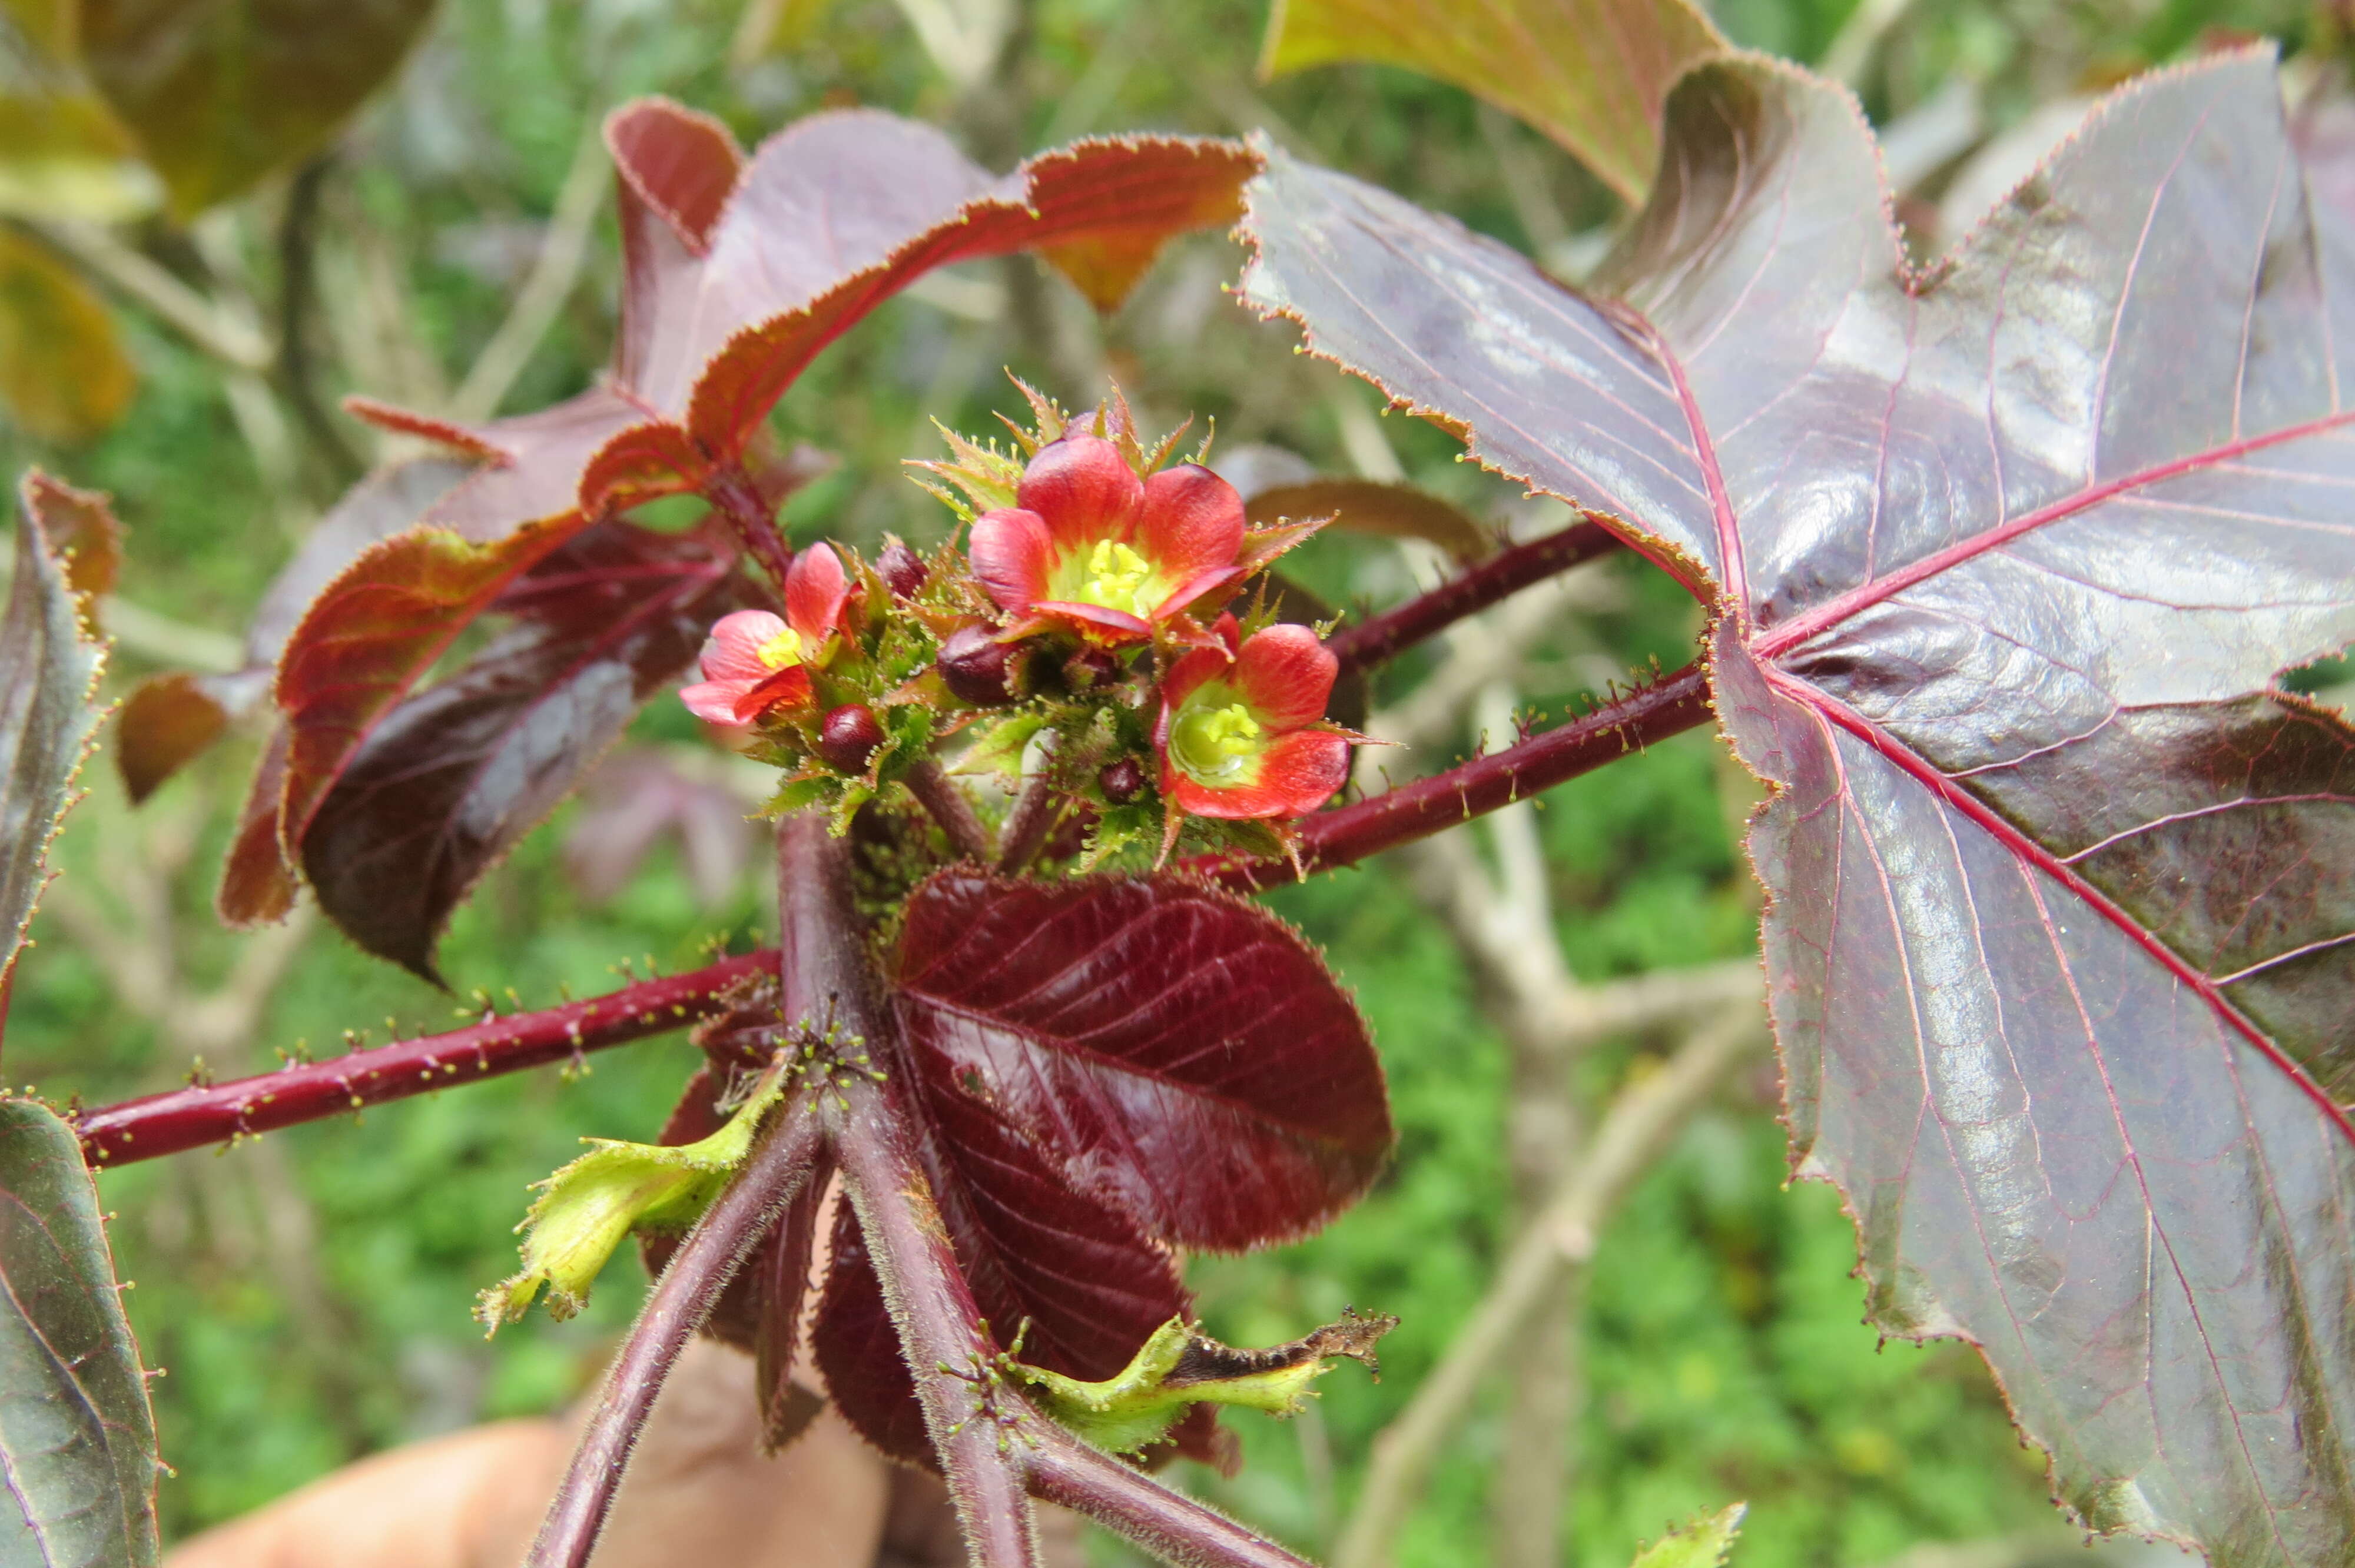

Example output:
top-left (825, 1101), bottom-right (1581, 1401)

top-left (1230, 624), bottom-right (1337, 730)
top-left (1137, 464), bottom-right (1244, 582)
top-left (785, 542), bottom-right (849, 649)
top-left (732, 664), bottom-right (812, 721)
top-left (1162, 728), bottom-right (1347, 819)
top-left (1029, 600), bottom-right (1152, 643)
top-left (1158, 643), bottom-right (1232, 720)
top-left (681, 676), bottom-right (755, 725)
top-left (699, 609), bottom-right (788, 683)
top-left (1018, 435), bottom-right (1141, 553)
top-left (1146, 564), bottom-right (1248, 624)
top-left (970, 508), bottom-right (1055, 615)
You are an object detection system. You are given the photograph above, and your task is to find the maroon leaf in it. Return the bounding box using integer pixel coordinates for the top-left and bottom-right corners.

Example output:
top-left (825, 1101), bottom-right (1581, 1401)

top-left (122, 457), bottom-right (467, 805)
top-left (1243, 51), bottom-right (2355, 1567)
top-left (813, 1083), bottom-right (1199, 1468)
top-left (891, 872), bottom-right (1392, 1252)
top-left (351, 102), bottom-right (1254, 553)
top-left (298, 519), bottom-right (759, 976)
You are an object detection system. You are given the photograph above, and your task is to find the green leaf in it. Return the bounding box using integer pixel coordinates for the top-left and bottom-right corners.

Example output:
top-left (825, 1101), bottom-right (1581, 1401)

top-left (1, 473), bottom-right (111, 1028)
top-left (0, 233), bottom-right (134, 444)
top-left (478, 1066), bottom-right (789, 1331)
top-left (0, 1097), bottom-right (162, 1568)
top-left (1258, 0), bottom-right (1726, 206)
top-left (79, 0), bottom-right (440, 220)
top-left (1627, 1503), bottom-right (1746, 1568)
top-left (1009, 1310), bottom-right (1395, 1457)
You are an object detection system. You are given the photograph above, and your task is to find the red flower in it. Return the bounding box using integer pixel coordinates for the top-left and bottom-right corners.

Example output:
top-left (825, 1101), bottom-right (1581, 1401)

top-left (968, 435), bottom-right (1245, 645)
top-left (679, 544), bottom-right (850, 725)
top-left (1155, 615), bottom-right (1349, 820)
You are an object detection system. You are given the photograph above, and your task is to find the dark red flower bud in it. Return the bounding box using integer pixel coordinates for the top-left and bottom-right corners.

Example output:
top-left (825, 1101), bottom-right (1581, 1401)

top-left (1062, 644), bottom-right (1120, 693)
top-left (818, 704), bottom-right (886, 773)
top-left (877, 538), bottom-right (927, 599)
top-left (938, 625), bottom-right (1031, 707)
top-left (1098, 757), bottom-right (1145, 803)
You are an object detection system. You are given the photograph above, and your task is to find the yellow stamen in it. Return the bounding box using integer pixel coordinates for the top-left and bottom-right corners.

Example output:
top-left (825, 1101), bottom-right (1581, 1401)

top-left (1074, 540), bottom-right (1159, 618)
top-left (757, 626), bottom-right (804, 670)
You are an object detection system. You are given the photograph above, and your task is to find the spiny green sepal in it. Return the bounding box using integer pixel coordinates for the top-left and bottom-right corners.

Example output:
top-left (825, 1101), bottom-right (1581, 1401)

top-left (1627, 1502), bottom-right (1747, 1568)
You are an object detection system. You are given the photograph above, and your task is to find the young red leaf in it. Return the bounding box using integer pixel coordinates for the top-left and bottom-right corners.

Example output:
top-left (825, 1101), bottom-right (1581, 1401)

top-left (891, 871), bottom-right (1392, 1251)
top-left (122, 457), bottom-right (467, 804)
top-left (354, 107), bottom-right (1253, 548)
top-left (812, 1082), bottom-right (1203, 1469)
top-left (1244, 51), bottom-right (2355, 1566)
top-left (298, 520), bottom-right (759, 977)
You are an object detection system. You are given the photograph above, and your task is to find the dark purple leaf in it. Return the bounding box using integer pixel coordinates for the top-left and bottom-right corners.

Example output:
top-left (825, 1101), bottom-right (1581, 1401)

top-left (2, 475), bottom-right (110, 1021)
top-left (0, 1097), bottom-right (160, 1566)
top-left (299, 519), bottom-right (759, 976)
top-left (1243, 51), bottom-right (2355, 1566)
top-left (891, 871), bottom-right (1392, 1252)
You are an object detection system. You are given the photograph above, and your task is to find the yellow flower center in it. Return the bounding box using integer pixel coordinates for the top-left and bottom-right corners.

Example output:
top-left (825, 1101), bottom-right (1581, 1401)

top-left (1170, 701), bottom-right (1262, 783)
top-left (1073, 540), bottom-right (1160, 619)
top-left (757, 626), bottom-right (805, 670)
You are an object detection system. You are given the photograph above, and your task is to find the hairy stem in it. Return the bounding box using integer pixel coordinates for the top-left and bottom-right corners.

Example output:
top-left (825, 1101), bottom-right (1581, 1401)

top-left (1327, 518), bottom-right (1623, 676)
top-left (1329, 1006), bottom-right (1762, 1568)
top-left (906, 756), bottom-right (996, 863)
top-left (778, 813), bottom-right (1041, 1567)
top-left (704, 463), bottom-right (799, 592)
top-left (75, 950), bottom-right (777, 1165)
top-left (996, 769), bottom-right (1064, 876)
top-left (1027, 1423), bottom-right (1319, 1568)
top-left (1209, 661), bottom-right (1711, 891)
top-left (526, 1092), bottom-right (827, 1568)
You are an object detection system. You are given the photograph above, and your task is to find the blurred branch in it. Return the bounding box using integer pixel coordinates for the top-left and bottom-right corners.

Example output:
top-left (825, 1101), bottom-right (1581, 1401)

top-left (1821, 0), bottom-right (1919, 85)
top-left (276, 157), bottom-right (367, 481)
top-left (1331, 1004), bottom-right (1766, 1568)
top-left (450, 118), bottom-right (611, 424)
top-left (19, 217), bottom-right (271, 371)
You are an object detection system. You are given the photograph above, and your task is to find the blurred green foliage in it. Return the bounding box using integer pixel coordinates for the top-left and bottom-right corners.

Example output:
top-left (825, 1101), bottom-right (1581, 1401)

top-left (0, 0), bottom-right (2290, 1559)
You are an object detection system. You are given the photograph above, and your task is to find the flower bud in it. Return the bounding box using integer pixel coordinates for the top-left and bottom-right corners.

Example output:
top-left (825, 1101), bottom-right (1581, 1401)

top-left (938, 625), bottom-right (1031, 707)
top-left (1062, 644), bottom-right (1120, 693)
top-left (877, 537), bottom-right (927, 599)
top-left (1099, 757), bottom-right (1145, 803)
top-left (819, 703), bottom-right (886, 773)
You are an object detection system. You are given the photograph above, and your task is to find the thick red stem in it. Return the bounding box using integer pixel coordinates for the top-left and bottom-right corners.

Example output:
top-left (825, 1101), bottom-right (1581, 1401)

top-left (1206, 662), bottom-right (1712, 891)
top-left (905, 756), bottom-right (995, 863)
top-left (1326, 517), bottom-right (1624, 676)
top-left (1027, 1424), bottom-right (1318, 1568)
top-left (525, 1094), bottom-right (827, 1568)
top-left (777, 812), bottom-right (1041, 1567)
top-left (704, 463), bottom-right (798, 592)
top-left (74, 950), bottom-right (777, 1166)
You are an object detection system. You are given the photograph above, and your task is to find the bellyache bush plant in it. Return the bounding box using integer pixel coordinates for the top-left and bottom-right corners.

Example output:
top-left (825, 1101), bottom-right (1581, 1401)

top-left (7, 5), bottom-right (2355, 1568)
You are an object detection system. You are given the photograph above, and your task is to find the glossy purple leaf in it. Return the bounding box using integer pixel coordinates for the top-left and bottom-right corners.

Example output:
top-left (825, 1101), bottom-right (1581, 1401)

top-left (1243, 50), bottom-right (2355, 1567)
top-left (299, 519), bottom-right (759, 977)
top-left (891, 871), bottom-right (1392, 1252)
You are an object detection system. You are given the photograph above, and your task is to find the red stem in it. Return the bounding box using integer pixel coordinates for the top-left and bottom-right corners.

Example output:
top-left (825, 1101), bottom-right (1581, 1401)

top-left (1326, 517), bottom-right (1624, 676)
top-left (905, 756), bottom-right (996, 863)
top-left (1026, 1424), bottom-right (1318, 1568)
top-left (1206, 661), bottom-right (1713, 891)
top-left (525, 1094), bottom-right (827, 1568)
top-left (778, 813), bottom-right (1041, 1567)
top-left (74, 950), bottom-right (777, 1167)
top-left (704, 463), bottom-right (797, 592)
